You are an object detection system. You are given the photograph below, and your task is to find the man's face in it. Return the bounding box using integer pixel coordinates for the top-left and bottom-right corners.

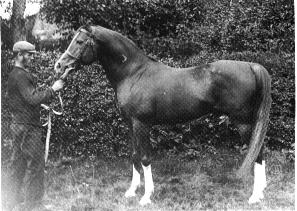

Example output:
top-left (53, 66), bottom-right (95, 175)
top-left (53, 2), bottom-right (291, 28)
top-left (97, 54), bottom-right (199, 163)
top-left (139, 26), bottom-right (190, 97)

top-left (21, 52), bottom-right (34, 67)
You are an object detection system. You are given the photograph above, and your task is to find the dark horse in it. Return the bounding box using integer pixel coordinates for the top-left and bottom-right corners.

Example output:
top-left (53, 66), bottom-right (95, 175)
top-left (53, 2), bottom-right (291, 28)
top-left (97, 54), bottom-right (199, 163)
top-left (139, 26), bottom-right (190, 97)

top-left (55, 25), bottom-right (271, 205)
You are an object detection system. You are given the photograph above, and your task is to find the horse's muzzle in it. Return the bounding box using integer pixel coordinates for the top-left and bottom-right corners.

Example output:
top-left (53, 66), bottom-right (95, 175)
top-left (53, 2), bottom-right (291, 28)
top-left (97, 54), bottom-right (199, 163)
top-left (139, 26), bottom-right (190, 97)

top-left (54, 61), bottom-right (77, 80)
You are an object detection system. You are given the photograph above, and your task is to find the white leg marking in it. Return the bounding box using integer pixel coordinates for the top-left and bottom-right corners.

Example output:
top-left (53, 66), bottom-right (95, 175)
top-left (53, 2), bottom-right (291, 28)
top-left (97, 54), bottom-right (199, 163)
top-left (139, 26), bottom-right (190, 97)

top-left (249, 161), bottom-right (267, 204)
top-left (139, 164), bottom-right (154, 206)
top-left (125, 164), bottom-right (140, 198)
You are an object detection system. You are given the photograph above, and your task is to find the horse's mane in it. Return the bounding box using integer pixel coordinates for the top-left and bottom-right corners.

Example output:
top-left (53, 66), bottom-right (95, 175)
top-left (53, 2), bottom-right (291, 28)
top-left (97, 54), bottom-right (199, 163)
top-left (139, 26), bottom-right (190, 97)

top-left (83, 25), bottom-right (150, 57)
top-left (80, 24), bottom-right (158, 62)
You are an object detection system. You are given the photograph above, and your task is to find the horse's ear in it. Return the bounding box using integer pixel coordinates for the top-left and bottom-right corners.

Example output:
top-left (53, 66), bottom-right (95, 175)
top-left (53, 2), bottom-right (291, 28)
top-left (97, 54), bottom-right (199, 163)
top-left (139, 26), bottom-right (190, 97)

top-left (85, 21), bottom-right (92, 32)
top-left (78, 17), bottom-right (92, 31)
top-left (79, 16), bottom-right (86, 26)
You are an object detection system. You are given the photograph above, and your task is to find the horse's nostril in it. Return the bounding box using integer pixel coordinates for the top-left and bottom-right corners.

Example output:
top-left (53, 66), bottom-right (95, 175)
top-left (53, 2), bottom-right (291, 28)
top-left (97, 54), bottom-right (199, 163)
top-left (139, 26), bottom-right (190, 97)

top-left (57, 63), bottom-right (61, 69)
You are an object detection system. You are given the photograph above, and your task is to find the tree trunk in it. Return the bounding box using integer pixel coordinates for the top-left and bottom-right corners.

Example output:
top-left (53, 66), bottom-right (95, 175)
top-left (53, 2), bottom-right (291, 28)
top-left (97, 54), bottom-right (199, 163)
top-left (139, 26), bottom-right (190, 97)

top-left (11, 0), bottom-right (26, 44)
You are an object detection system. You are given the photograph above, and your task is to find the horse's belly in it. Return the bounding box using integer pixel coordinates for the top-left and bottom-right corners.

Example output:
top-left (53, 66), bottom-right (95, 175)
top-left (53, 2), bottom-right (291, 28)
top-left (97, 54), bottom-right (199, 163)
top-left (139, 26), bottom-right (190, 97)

top-left (151, 72), bottom-right (214, 123)
top-left (154, 92), bottom-right (212, 124)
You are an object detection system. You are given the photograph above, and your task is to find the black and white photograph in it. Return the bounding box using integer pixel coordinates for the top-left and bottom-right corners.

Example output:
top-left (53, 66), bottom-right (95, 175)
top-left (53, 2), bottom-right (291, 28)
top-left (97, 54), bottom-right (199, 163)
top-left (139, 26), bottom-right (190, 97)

top-left (1, 0), bottom-right (295, 210)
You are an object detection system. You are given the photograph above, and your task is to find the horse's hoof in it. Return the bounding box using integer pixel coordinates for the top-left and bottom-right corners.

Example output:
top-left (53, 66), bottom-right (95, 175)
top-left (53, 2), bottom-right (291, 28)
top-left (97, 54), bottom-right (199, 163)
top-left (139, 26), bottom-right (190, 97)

top-left (248, 192), bottom-right (264, 204)
top-left (139, 196), bottom-right (151, 206)
top-left (125, 189), bottom-right (136, 198)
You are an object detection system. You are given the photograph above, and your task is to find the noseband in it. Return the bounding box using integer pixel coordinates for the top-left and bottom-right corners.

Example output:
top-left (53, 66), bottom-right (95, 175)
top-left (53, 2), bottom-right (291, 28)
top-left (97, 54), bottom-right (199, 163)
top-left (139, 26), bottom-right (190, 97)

top-left (65, 28), bottom-right (96, 61)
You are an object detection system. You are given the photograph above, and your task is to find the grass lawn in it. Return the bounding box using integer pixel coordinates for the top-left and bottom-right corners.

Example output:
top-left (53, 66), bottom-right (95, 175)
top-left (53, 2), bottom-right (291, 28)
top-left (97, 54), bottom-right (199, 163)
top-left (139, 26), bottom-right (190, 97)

top-left (2, 148), bottom-right (294, 211)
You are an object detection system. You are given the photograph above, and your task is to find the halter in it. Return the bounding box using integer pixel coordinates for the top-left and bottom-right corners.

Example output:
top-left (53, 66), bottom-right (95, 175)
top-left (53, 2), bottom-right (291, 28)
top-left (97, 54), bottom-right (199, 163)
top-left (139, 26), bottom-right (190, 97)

top-left (64, 28), bottom-right (96, 61)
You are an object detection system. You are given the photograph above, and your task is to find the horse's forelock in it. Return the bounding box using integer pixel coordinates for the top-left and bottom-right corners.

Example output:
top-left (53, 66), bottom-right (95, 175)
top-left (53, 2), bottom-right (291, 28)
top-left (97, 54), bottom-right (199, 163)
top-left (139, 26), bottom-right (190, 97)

top-left (81, 24), bottom-right (92, 33)
top-left (76, 25), bottom-right (98, 41)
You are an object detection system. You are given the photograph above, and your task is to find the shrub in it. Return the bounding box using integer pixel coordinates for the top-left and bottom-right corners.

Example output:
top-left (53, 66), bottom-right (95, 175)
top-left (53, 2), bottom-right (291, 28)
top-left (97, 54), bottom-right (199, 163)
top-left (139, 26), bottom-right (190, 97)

top-left (1, 49), bottom-right (294, 161)
top-left (39, 0), bottom-right (294, 55)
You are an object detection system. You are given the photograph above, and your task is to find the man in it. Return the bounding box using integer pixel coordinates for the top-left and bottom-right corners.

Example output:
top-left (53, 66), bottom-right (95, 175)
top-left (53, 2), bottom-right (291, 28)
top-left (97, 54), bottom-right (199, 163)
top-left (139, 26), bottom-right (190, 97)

top-left (6, 41), bottom-right (64, 211)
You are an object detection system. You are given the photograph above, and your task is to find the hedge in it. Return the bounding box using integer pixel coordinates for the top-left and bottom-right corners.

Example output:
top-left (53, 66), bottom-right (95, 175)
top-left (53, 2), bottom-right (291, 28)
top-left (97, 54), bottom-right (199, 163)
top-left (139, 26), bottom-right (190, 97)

top-left (39, 0), bottom-right (294, 56)
top-left (1, 49), bottom-right (294, 161)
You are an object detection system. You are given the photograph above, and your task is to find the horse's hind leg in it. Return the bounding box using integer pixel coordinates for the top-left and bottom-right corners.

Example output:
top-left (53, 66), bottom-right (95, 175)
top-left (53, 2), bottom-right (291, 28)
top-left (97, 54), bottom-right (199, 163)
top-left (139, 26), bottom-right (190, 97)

top-left (249, 146), bottom-right (267, 204)
top-left (237, 123), bottom-right (267, 203)
top-left (140, 134), bottom-right (154, 205)
top-left (125, 118), bottom-right (154, 205)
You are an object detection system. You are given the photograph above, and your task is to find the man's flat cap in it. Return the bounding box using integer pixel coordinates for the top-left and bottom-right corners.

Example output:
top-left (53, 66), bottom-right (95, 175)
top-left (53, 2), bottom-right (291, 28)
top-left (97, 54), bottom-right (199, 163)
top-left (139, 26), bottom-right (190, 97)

top-left (13, 41), bottom-right (36, 53)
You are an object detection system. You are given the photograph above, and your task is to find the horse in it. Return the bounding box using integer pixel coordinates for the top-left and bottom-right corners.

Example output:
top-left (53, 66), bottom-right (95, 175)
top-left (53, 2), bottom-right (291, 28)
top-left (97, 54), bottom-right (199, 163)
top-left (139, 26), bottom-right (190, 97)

top-left (54, 25), bottom-right (271, 205)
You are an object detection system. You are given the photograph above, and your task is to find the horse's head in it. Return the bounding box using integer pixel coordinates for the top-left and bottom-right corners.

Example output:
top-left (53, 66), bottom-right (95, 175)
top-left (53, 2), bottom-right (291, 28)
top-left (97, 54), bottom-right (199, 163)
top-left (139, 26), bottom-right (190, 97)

top-left (55, 26), bottom-right (97, 79)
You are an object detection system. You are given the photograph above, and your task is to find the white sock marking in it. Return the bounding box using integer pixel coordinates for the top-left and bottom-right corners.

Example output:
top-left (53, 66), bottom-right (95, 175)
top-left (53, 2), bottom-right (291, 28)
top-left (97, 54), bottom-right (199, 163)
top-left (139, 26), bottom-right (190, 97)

top-left (140, 164), bottom-right (154, 205)
top-left (125, 164), bottom-right (140, 198)
top-left (249, 161), bottom-right (267, 204)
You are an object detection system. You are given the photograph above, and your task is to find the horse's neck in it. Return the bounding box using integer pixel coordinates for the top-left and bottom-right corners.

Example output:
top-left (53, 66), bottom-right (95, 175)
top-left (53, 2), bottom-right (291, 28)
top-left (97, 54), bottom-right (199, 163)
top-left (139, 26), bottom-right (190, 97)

top-left (98, 42), bottom-right (149, 87)
top-left (94, 28), bottom-right (151, 86)
top-left (100, 53), bottom-right (149, 87)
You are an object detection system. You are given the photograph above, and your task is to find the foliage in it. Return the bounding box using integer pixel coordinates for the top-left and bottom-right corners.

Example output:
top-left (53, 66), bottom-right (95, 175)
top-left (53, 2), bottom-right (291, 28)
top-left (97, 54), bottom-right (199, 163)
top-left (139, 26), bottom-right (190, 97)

top-left (40, 0), bottom-right (294, 56)
top-left (40, 0), bottom-right (206, 54)
top-left (200, 0), bottom-right (294, 53)
top-left (1, 14), bottom-right (39, 50)
top-left (1, 50), bottom-right (294, 161)
top-left (2, 0), bottom-right (294, 55)
top-left (1, 51), bottom-right (14, 162)
top-left (1, 0), bottom-right (294, 161)
top-left (41, 0), bottom-right (205, 35)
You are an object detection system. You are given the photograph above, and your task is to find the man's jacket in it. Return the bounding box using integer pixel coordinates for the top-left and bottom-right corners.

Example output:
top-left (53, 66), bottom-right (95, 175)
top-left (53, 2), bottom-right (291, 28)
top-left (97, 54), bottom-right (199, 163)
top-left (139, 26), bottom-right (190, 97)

top-left (7, 66), bottom-right (55, 126)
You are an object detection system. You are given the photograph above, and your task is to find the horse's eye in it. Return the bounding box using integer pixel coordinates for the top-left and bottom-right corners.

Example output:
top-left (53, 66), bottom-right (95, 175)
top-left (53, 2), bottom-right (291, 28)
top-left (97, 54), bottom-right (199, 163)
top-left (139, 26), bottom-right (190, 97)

top-left (77, 40), bottom-right (83, 44)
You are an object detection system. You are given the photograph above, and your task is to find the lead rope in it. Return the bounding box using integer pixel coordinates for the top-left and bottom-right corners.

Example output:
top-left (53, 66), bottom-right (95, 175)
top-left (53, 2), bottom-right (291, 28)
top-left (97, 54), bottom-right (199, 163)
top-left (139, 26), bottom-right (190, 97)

top-left (42, 92), bottom-right (64, 162)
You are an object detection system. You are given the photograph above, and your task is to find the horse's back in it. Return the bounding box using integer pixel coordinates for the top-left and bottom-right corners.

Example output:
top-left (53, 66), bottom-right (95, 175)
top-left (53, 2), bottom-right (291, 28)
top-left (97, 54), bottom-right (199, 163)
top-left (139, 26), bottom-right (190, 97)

top-left (118, 59), bottom-right (262, 124)
top-left (210, 60), bottom-right (258, 77)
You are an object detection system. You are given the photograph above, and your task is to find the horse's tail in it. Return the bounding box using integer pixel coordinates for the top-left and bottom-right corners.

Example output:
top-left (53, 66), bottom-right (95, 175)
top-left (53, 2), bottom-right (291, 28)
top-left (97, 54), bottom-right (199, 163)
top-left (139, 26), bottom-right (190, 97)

top-left (237, 64), bottom-right (272, 178)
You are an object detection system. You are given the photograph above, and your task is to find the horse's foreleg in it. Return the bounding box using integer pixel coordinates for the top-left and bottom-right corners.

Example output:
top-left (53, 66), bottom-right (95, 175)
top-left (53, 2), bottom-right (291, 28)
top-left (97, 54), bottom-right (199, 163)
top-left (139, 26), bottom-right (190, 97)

top-left (132, 118), bottom-right (154, 205)
top-left (249, 147), bottom-right (267, 204)
top-left (125, 120), bottom-right (141, 198)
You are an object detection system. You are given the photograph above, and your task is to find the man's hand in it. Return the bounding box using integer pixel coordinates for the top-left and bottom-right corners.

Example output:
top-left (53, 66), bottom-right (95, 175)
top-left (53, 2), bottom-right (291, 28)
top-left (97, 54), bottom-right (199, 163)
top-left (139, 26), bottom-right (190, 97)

top-left (52, 79), bottom-right (64, 92)
top-left (60, 66), bottom-right (75, 80)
